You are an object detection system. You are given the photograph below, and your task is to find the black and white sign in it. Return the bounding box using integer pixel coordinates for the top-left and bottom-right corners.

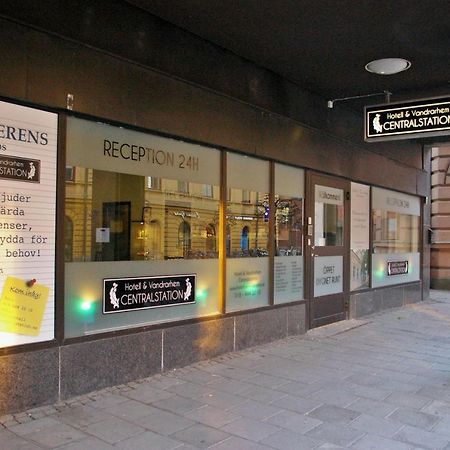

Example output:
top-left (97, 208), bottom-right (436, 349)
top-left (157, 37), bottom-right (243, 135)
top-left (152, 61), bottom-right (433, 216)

top-left (0, 154), bottom-right (40, 183)
top-left (365, 97), bottom-right (450, 141)
top-left (103, 274), bottom-right (196, 313)
top-left (387, 261), bottom-right (409, 276)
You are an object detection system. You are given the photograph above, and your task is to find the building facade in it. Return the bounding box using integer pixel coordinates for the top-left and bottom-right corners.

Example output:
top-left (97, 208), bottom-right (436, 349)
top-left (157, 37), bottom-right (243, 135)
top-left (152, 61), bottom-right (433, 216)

top-left (431, 144), bottom-right (450, 288)
top-left (0, 2), bottom-right (431, 414)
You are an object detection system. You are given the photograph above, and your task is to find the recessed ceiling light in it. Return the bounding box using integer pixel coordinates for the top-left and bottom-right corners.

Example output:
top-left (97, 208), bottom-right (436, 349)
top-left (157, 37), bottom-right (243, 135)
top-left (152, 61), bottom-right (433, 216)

top-left (365, 58), bottom-right (411, 75)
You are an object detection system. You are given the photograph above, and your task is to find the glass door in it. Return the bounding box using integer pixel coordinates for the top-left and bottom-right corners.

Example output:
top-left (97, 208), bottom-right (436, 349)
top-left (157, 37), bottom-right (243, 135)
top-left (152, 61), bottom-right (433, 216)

top-left (306, 173), bottom-right (350, 328)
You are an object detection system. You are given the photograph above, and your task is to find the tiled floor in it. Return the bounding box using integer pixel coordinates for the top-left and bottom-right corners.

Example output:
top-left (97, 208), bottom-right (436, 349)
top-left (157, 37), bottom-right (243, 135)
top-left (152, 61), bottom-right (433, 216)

top-left (3, 290), bottom-right (450, 449)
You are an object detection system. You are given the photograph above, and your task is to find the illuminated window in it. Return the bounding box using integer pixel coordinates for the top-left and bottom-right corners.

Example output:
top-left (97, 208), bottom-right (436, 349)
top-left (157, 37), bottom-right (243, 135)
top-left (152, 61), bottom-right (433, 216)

top-left (64, 117), bottom-right (221, 338)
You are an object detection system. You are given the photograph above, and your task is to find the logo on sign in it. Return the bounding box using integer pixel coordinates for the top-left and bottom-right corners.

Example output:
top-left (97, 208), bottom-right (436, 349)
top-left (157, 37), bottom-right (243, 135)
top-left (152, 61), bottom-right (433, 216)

top-left (387, 261), bottom-right (409, 276)
top-left (373, 114), bottom-right (383, 133)
top-left (0, 155), bottom-right (40, 183)
top-left (103, 274), bottom-right (196, 313)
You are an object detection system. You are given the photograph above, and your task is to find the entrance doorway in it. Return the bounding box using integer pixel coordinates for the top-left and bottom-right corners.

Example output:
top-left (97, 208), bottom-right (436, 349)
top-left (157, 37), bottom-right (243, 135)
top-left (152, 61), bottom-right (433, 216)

top-left (306, 172), bottom-right (350, 328)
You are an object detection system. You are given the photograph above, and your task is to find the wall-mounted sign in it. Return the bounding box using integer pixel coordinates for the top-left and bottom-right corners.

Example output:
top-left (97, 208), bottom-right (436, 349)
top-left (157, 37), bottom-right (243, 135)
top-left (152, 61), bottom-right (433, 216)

top-left (365, 97), bottom-right (450, 141)
top-left (103, 274), bottom-right (196, 313)
top-left (0, 100), bottom-right (58, 348)
top-left (387, 261), bottom-right (409, 276)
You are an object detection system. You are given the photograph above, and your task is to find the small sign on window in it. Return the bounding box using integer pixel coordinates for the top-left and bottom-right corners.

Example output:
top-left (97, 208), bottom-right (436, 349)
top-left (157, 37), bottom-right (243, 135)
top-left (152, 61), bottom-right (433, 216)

top-left (387, 261), bottom-right (409, 276)
top-left (103, 274), bottom-right (196, 313)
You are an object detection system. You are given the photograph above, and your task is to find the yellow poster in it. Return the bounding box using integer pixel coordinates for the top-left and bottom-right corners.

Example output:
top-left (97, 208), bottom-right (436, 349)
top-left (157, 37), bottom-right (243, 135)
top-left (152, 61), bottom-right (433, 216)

top-left (0, 276), bottom-right (49, 336)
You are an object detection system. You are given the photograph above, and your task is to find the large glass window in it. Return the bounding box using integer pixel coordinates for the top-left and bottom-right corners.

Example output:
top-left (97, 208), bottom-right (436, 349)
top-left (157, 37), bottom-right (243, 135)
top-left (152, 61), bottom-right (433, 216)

top-left (371, 187), bottom-right (421, 287)
top-left (274, 164), bottom-right (304, 303)
top-left (65, 117), bottom-right (220, 337)
top-left (226, 153), bottom-right (269, 310)
top-left (65, 171), bottom-right (219, 263)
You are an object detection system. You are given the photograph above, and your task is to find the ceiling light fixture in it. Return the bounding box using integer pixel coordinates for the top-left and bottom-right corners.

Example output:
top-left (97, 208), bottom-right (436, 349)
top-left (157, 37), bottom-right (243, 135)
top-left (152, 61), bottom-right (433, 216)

top-left (365, 58), bottom-right (411, 75)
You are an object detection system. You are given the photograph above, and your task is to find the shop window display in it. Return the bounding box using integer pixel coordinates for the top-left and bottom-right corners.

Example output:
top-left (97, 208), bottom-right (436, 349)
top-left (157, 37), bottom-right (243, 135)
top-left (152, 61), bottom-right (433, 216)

top-left (371, 187), bottom-right (420, 287)
top-left (64, 117), bottom-right (221, 337)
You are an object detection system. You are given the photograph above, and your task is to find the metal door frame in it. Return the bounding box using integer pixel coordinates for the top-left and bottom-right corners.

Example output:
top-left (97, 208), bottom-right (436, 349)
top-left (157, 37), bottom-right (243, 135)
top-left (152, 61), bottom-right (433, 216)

top-left (305, 171), bottom-right (350, 329)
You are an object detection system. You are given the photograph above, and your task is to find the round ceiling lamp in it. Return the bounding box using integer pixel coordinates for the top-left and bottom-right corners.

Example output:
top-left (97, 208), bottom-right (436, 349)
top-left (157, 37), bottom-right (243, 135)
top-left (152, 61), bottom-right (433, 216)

top-left (365, 58), bottom-right (411, 75)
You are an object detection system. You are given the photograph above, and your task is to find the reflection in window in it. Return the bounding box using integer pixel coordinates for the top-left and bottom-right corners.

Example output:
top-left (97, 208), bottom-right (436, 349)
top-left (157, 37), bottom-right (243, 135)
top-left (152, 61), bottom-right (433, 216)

top-left (275, 197), bottom-right (303, 256)
top-left (178, 221), bottom-right (191, 257)
top-left (205, 224), bottom-right (216, 252)
top-left (240, 226), bottom-right (249, 251)
top-left (227, 188), bottom-right (269, 257)
top-left (64, 216), bottom-right (73, 262)
top-left (147, 177), bottom-right (161, 190)
top-left (177, 181), bottom-right (189, 193)
top-left (242, 190), bottom-right (251, 203)
top-left (202, 184), bottom-right (213, 197)
top-left (315, 202), bottom-right (344, 246)
top-left (372, 210), bottom-right (419, 253)
top-left (133, 219), bottom-right (162, 260)
top-left (65, 168), bottom-right (219, 262)
top-left (65, 166), bottom-right (75, 182)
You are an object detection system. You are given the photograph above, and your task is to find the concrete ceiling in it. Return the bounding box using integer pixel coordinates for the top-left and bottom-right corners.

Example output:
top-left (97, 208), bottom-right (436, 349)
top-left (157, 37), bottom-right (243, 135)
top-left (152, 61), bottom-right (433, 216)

top-left (128, 0), bottom-right (450, 105)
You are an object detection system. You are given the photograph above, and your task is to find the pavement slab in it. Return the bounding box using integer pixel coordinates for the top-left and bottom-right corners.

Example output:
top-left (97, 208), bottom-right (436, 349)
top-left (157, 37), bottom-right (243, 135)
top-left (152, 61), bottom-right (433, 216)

top-left (4, 291), bottom-right (450, 449)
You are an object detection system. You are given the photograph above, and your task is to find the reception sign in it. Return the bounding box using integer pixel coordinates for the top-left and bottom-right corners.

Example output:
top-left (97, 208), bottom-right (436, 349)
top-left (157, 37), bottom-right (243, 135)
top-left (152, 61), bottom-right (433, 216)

top-left (365, 97), bottom-right (450, 141)
top-left (0, 101), bottom-right (57, 347)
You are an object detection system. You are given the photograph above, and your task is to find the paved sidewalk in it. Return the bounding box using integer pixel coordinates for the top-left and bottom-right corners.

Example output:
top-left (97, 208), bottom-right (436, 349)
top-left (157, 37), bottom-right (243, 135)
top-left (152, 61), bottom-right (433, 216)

top-left (3, 291), bottom-right (450, 449)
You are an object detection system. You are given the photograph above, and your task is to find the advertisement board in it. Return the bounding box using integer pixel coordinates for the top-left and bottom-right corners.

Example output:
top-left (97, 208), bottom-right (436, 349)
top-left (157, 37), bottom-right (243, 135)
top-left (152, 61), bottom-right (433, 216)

top-left (0, 101), bottom-right (57, 347)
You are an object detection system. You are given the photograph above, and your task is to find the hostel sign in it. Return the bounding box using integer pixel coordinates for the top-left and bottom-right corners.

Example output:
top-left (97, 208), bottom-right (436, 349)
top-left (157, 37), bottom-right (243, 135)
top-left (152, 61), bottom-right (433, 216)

top-left (103, 274), bottom-right (196, 313)
top-left (387, 261), bottom-right (409, 276)
top-left (365, 97), bottom-right (450, 141)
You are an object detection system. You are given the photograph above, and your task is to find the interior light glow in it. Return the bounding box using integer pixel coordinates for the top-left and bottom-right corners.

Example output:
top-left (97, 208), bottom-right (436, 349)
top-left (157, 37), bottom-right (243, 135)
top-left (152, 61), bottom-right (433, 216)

top-left (196, 287), bottom-right (208, 303)
top-left (80, 300), bottom-right (93, 311)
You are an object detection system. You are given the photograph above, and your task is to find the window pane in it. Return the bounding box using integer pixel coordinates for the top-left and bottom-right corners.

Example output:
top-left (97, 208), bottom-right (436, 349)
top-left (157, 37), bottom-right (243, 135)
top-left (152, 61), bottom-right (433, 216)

top-left (372, 210), bottom-right (420, 253)
top-left (371, 187), bottom-right (421, 288)
top-left (275, 197), bottom-right (302, 256)
top-left (314, 185), bottom-right (344, 246)
top-left (65, 170), bottom-right (219, 262)
top-left (274, 164), bottom-right (304, 304)
top-left (65, 117), bottom-right (222, 337)
top-left (226, 153), bottom-right (269, 311)
top-left (227, 188), bottom-right (269, 257)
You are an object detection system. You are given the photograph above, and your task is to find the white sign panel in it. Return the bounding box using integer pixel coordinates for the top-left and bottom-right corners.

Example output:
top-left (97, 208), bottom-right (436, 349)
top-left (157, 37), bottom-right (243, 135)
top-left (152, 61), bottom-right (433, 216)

top-left (0, 101), bottom-right (57, 347)
top-left (351, 183), bottom-right (370, 250)
top-left (372, 252), bottom-right (420, 288)
top-left (314, 255), bottom-right (343, 298)
top-left (226, 258), bottom-right (269, 311)
top-left (274, 256), bottom-right (303, 303)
